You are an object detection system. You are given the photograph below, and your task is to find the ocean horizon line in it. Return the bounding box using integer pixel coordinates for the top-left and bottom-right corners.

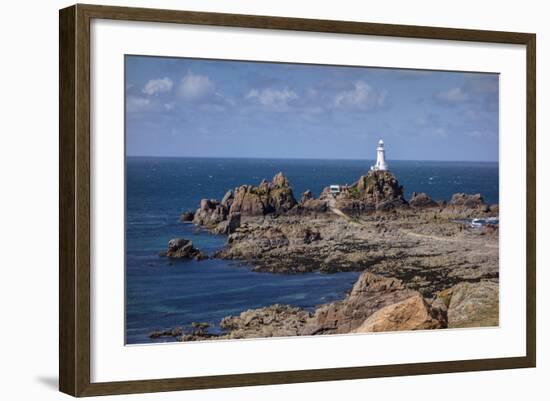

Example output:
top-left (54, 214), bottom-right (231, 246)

top-left (126, 155), bottom-right (499, 164)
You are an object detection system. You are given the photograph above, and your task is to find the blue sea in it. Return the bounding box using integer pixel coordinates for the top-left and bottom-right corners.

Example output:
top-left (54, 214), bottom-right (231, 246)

top-left (126, 157), bottom-right (499, 344)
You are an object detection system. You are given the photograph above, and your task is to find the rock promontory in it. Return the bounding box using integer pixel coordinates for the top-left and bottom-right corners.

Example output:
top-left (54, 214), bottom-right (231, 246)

top-left (319, 170), bottom-right (408, 214)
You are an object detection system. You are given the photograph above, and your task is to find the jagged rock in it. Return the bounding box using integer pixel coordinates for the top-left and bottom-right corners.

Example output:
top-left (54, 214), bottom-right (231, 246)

top-left (160, 238), bottom-right (207, 260)
top-left (229, 186), bottom-right (267, 216)
top-left (438, 281), bottom-right (499, 328)
top-left (442, 193), bottom-right (490, 216)
top-left (301, 272), bottom-right (419, 335)
top-left (221, 190), bottom-right (234, 209)
top-left (220, 304), bottom-right (312, 339)
top-left (301, 190), bottom-right (313, 204)
top-left (354, 170), bottom-right (408, 210)
top-left (193, 199), bottom-right (228, 227)
top-left (179, 211), bottom-right (195, 222)
top-left (351, 294), bottom-right (446, 333)
top-left (272, 172), bottom-right (290, 188)
top-left (212, 213), bottom-right (241, 235)
top-left (449, 193), bottom-right (485, 208)
top-left (229, 173), bottom-right (297, 216)
top-left (409, 192), bottom-right (438, 208)
top-left (323, 170), bottom-right (408, 213)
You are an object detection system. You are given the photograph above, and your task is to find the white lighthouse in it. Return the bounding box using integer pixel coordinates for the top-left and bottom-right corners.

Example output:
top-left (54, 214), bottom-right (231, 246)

top-left (371, 139), bottom-right (388, 171)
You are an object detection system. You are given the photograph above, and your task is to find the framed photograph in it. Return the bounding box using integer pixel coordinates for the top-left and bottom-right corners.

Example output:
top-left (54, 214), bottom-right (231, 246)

top-left (59, 4), bottom-right (536, 397)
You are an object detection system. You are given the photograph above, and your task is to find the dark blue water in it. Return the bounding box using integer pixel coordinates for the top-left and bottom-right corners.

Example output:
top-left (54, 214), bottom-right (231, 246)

top-left (126, 157), bottom-right (499, 344)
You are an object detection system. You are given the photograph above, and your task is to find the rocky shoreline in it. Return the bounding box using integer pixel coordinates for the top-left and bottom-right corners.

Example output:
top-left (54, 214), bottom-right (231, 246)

top-left (155, 169), bottom-right (499, 341)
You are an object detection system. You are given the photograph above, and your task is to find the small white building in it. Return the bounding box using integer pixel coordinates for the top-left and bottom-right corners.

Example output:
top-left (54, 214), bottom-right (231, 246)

top-left (371, 139), bottom-right (389, 171)
top-left (329, 185), bottom-right (341, 194)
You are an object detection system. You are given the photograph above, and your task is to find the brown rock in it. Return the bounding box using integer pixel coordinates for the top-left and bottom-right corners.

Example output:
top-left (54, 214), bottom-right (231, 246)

top-left (179, 211), bottom-right (195, 222)
top-left (220, 304), bottom-right (312, 339)
top-left (160, 238), bottom-right (206, 260)
top-left (192, 199), bottom-right (228, 227)
top-left (300, 189), bottom-right (313, 203)
top-left (409, 192), bottom-right (438, 208)
top-left (352, 294), bottom-right (446, 333)
top-left (301, 272), bottom-right (419, 335)
top-left (441, 281), bottom-right (499, 328)
top-left (212, 212), bottom-right (241, 235)
top-left (449, 193), bottom-right (486, 208)
top-left (272, 172), bottom-right (290, 188)
top-left (229, 173), bottom-right (297, 216)
top-left (221, 190), bottom-right (234, 208)
top-left (323, 170), bottom-right (408, 213)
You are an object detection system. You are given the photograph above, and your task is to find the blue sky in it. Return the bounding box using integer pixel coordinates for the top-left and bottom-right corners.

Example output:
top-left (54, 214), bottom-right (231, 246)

top-left (125, 56), bottom-right (499, 162)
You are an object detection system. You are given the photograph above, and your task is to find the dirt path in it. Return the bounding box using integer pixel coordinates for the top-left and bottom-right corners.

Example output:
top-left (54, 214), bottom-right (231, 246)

top-left (399, 228), bottom-right (499, 249)
top-left (328, 200), bottom-right (498, 250)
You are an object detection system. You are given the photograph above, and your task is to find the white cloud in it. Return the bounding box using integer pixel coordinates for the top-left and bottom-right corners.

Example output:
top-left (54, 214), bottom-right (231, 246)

top-left (178, 72), bottom-right (215, 100)
top-left (434, 87), bottom-right (469, 103)
top-left (126, 96), bottom-right (152, 113)
top-left (245, 87), bottom-right (298, 111)
top-left (142, 77), bottom-right (173, 95)
top-left (333, 81), bottom-right (387, 110)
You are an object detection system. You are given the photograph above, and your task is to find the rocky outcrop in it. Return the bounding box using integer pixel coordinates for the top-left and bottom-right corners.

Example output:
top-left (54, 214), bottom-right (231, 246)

top-left (221, 190), bottom-right (234, 209)
top-left (179, 211), bottom-right (195, 222)
top-left (219, 304), bottom-right (312, 339)
top-left (300, 190), bottom-right (313, 204)
top-left (354, 170), bottom-right (408, 210)
top-left (160, 238), bottom-right (207, 260)
top-left (449, 193), bottom-right (486, 208)
top-left (291, 190), bottom-right (328, 215)
top-left (443, 193), bottom-right (490, 215)
top-left (192, 199), bottom-right (228, 228)
top-left (409, 192), bottom-right (438, 208)
top-left (437, 281), bottom-right (499, 328)
top-left (351, 294), bottom-right (446, 333)
top-left (212, 212), bottom-right (241, 235)
top-left (229, 173), bottom-right (297, 216)
top-left (322, 170), bottom-right (408, 213)
top-left (301, 272), bottom-right (420, 335)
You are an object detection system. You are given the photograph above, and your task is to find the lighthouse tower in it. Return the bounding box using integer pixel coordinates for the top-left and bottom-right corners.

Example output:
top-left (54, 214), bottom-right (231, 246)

top-left (371, 139), bottom-right (388, 171)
